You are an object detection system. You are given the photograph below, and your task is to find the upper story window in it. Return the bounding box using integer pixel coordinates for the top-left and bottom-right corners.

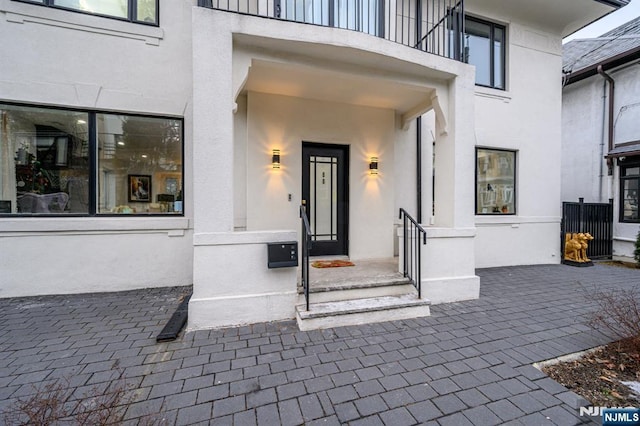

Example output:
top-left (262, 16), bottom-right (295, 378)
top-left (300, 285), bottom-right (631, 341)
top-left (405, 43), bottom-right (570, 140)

top-left (16, 0), bottom-right (158, 25)
top-left (461, 16), bottom-right (506, 90)
top-left (620, 160), bottom-right (640, 222)
top-left (0, 103), bottom-right (183, 216)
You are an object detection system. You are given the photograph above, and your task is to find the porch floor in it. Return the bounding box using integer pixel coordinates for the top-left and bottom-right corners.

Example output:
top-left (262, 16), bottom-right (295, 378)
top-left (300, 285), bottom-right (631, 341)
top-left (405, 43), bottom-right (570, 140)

top-left (304, 257), bottom-right (407, 290)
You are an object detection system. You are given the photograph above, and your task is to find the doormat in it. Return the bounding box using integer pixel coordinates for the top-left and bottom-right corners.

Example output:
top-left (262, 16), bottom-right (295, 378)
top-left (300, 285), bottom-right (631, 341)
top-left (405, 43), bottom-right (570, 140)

top-left (311, 260), bottom-right (355, 268)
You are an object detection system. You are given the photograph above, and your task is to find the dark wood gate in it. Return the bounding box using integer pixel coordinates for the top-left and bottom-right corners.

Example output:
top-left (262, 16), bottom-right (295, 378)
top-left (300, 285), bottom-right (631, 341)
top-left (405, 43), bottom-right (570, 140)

top-left (561, 198), bottom-right (613, 259)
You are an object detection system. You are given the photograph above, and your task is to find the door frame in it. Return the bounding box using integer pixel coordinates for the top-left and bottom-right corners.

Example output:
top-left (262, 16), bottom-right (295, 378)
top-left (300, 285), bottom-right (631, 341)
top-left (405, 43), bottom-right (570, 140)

top-left (302, 141), bottom-right (350, 257)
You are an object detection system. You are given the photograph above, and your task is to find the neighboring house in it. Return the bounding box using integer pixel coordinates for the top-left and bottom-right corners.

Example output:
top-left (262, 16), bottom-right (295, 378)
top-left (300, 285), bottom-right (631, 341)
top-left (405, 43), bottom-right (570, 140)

top-left (0, 0), bottom-right (626, 330)
top-left (562, 16), bottom-right (640, 263)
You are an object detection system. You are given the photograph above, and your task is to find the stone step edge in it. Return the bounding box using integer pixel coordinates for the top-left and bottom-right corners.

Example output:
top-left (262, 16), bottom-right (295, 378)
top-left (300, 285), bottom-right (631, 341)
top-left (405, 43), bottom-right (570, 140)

top-left (296, 278), bottom-right (412, 294)
top-left (296, 294), bottom-right (430, 320)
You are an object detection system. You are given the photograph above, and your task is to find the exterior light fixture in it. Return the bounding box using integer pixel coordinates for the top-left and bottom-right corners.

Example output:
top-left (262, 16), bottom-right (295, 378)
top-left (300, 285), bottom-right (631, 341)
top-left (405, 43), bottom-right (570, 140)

top-left (369, 157), bottom-right (378, 175)
top-left (272, 149), bottom-right (281, 169)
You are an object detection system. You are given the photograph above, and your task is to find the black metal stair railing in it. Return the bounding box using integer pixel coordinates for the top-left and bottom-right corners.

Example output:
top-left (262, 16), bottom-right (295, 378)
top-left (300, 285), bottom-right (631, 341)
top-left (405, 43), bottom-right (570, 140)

top-left (399, 208), bottom-right (427, 298)
top-left (300, 204), bottom-right (312, 310)
top-left (198, 0), bottom-right (465, 60)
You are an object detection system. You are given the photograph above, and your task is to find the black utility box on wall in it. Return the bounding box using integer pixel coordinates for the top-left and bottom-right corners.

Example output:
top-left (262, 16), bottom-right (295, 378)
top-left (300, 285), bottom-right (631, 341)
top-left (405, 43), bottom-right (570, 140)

top-left (267, 242), bottom-right (298, 268)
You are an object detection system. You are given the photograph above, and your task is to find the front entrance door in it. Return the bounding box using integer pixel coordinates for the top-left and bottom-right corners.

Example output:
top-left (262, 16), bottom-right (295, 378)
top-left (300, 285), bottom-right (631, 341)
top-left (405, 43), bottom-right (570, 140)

top-left (302, 142), bottom-right (349, 256)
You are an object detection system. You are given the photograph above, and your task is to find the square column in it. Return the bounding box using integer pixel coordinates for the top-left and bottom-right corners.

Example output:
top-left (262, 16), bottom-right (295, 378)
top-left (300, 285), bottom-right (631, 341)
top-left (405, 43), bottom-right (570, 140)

top-left (433, 77), bottom-right (476, 229)
top-left (189, 10), bottom-right (299, 330)
top-left (422, 73), bottom-right (479, 304)
top-left (192, 9), bottom-right (235, 234)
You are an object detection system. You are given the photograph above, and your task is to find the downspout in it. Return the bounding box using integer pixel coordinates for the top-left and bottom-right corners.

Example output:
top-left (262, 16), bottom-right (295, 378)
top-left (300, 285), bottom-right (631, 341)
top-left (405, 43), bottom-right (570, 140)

top-left (598, 79), bottom-right (607, 201)
top-left (597, 65), bottom-right (615, 175)
top-left (597, 65), bottom-right (615, 204)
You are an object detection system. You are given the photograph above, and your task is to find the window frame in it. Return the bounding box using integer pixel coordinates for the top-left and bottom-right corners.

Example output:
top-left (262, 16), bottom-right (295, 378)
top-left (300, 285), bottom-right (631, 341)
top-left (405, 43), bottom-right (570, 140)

top-left (475, 147), bottom-right (517, 216)
top-left (13, 0), bottom-right (159, 26)
top-left (619, 159), bottom-right (640, 223)
top-left (462, 15), bottom-right (506, 91)
top-left (0, 102), bottom-right (184, 217)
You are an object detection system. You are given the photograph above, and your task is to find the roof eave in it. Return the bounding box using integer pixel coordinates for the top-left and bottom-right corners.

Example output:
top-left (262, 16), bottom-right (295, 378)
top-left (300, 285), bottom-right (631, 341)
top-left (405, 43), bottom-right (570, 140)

top-left (564, 45), bottom-right (640, 85)
top-left (594, 0), bottom-right (630, 8)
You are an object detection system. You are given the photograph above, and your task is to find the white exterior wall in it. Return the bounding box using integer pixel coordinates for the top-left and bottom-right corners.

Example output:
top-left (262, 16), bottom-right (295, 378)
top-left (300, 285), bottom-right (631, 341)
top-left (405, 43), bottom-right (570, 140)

top-left (0, 0), bottom-right (195, 296)
top-left (561, 77), bottom-right (606, 203)
top-left (244, 92), bottom-right (396, 259)
top-left (469, 10), bottom-right (565, 267)
top-left (562, 63), bottom-right (640, 261)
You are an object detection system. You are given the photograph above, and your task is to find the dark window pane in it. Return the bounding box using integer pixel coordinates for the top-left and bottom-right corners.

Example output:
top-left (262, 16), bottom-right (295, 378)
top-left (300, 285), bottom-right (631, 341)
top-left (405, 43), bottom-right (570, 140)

top-left (1, 104), bottom-right (90, 214)
top-left (623, 166), bottom-right (640, 177)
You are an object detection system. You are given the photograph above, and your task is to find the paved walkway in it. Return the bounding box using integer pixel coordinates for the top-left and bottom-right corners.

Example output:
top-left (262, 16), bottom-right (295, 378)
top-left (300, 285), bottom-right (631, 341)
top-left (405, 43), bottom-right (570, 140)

top-left (0, 263), bottom-right (638, 425)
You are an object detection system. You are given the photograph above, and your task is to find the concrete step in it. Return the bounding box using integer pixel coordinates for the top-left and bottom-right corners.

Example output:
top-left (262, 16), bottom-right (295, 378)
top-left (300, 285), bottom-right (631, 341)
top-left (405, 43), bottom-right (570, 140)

top-left (298, 278), bottom-right (414, 303)
top-left (305, 276), bottom-right (411, 293)
top-left (295, 294), bottom-right (431, 331)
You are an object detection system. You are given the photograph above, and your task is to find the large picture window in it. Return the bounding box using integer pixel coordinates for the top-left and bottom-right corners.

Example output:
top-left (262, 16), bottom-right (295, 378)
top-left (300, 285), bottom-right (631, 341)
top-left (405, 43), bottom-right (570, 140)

top-left (16, 0), bottom-right (158, 24)
top-left (476, 148), bottom-right (516, 215)
top-left (620, 161), bottom-right (640, 222)
top-left (0, 103), bottom-right (183, 216)
top-left (97, 114), bottom-right (183, 214)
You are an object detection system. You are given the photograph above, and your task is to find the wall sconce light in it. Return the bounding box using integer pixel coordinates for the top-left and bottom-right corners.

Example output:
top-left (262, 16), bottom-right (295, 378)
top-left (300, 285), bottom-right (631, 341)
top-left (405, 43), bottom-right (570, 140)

top-left (369, 157), bottom-right (378, 175)
top-left (272, 149), bottom-right (281, 169)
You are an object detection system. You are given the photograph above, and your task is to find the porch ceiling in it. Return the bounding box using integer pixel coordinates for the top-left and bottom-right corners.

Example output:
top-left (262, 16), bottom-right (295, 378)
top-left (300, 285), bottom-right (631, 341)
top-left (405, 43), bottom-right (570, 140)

top-left (241, 59), bottom-right (435, 116)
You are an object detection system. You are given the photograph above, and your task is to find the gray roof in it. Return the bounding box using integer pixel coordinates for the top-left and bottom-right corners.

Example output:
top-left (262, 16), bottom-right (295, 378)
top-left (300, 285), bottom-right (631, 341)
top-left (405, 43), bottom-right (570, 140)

top-left (608, 142), bottom-right (640, 157)
top-left (597, 0), bottom-right (631, 6)
top-left (563, 15), bottom-right (640, 74)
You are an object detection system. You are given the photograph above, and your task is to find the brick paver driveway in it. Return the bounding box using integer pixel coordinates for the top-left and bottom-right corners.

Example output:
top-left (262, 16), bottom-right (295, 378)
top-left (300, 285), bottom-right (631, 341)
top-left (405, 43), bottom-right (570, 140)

top-left (1, 263), bottom-right (637, 425)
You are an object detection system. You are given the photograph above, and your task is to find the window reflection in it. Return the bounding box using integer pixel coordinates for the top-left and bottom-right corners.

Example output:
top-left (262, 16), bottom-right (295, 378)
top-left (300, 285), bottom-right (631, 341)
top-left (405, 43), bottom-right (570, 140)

top-left (97, 114), bottom-right (183, 214)
top-left (136, 0), bottom-right (157, 23)
top-left (460, 16), bottom-right (505, 90)
top-left (621, 162), bottom-right (640, 222)
top-left (282, 0), bottom-right (381, 36)
top-left (476, 148), bottom-right (516, 215)
top-left (53, 0), bottom-right (128, 18)
top-left (0, 105), bottom-right (89, 214)
top-left (27, 0), bottom-right (158, 24)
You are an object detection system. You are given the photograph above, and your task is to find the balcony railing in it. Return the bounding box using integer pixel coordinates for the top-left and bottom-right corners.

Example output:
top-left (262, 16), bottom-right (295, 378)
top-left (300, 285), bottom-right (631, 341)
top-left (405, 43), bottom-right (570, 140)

top-left (198, 0), bottom-right (464, 60)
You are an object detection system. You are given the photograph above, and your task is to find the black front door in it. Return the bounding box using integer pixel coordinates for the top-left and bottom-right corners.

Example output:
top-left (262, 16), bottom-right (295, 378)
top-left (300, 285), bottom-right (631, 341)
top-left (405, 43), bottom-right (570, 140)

top-left (302, 142), bottom-right (349, 256)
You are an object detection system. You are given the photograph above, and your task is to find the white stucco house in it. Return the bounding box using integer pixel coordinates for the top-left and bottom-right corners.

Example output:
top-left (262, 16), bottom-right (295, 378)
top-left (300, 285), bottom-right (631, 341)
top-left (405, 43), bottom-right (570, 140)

top-left (562, 16), bottom-right (640, 263)
top-left (0, 0), bottom-right (628, 330)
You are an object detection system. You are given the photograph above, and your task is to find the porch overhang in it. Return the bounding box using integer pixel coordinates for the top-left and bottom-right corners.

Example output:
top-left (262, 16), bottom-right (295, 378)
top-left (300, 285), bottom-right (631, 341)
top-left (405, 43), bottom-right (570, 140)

top-left (239, 59), bottom-right (438, 130)
top-left (229, 23), bottom-right (469, 131)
